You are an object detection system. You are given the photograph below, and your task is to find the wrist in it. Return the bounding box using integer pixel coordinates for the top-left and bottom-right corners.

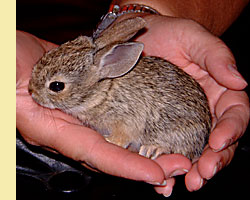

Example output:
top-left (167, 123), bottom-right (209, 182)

top-left (94, 2), bottom-right (161, 38)
top-left (112, 0), bottom-right (175, 17)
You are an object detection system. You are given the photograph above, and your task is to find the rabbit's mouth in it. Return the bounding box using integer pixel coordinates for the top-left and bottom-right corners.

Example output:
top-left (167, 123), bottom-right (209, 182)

top-left (30, 90), bottom-right (56, 110)
top-left (28, 81), bottom-right (56, 109)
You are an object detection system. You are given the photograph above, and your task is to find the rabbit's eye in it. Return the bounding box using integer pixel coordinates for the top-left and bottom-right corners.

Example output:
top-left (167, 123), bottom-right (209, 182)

top-left (49, 81), bottom-right (65, 92)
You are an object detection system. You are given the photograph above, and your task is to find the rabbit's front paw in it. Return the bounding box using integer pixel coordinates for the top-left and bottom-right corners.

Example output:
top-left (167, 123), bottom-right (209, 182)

top-left (104, 133), bottom-right (131, 149)
top-left (139, 145), bottom-right (170, 160)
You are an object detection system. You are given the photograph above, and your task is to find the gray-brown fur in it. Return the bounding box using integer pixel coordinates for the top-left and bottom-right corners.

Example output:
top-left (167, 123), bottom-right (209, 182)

top-left (28, 17), bottom-right (211, 161)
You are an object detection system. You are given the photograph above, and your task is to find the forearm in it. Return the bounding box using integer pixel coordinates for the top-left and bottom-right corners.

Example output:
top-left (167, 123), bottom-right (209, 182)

top-left (115, 0), bottom-right (249, 35)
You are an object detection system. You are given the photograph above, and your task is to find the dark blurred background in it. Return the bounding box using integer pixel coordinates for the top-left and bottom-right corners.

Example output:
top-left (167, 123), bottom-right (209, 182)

top-left (17, 1), bottom-right (250, 200)
top-left (17, 0), bottom-right (111, 43)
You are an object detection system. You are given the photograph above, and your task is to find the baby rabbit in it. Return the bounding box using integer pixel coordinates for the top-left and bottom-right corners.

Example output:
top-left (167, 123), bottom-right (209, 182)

top-left (28, 17), bottom-right (211, 161)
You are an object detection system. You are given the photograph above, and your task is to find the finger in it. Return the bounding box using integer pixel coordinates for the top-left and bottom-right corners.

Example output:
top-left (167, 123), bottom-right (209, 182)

top-left (153, 154), bottom-right (192, 197)
top-left (154, 154), bottom-right (192, 178)
top-left (16, 31), bottom-right (57, 83)
top-left (154, 178), bottom-right (175, 197)
top-left (197, 143), bottom-right (238, 180)
top-left (187, 26), bottom-right (247, 90)
top-left (46, 124), bottom-right (166, 184)
top-left (210, 90), bottom-right (249, 151)
top-left (185, 162), bottom-right (205, 192)
top-left (16, 92), bottom-right (166, 184)
top-left (204, 42), bottom-right (247, 90)
top-left (16, 31), bottom-right (46, 81)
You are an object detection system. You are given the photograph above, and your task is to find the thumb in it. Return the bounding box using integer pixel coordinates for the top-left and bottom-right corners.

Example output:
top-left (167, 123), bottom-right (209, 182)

top-left (204, 42), bottom-right (247, 90)
top-left (188, 28), bottom-right (247, 90)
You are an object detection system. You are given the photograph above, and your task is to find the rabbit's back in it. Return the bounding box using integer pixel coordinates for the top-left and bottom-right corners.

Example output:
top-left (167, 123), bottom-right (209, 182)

top-left (28, 17), bottom-right (211, 160)
top-left (102, 56), bottom-right (211, 159)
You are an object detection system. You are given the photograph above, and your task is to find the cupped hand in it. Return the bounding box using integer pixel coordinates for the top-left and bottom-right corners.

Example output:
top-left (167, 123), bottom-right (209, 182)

top-left (16, 30), bottom-right (173, 185)
top-left (16, 12), bottom-right (250, 197)
top-left (135, 15), bottom-right (249, 195)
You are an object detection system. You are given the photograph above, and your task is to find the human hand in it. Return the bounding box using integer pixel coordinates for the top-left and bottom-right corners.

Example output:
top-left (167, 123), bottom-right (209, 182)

top-left (16, 12), bottom-right (250, 197)
top-left (16, 30), bottom-right (169, 185)
top-left (134, 14), bottom-right (249, 196)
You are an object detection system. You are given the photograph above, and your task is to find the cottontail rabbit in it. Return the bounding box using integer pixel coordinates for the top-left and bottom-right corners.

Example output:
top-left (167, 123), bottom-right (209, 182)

top-left (29, 17), bottom-right (211, 161)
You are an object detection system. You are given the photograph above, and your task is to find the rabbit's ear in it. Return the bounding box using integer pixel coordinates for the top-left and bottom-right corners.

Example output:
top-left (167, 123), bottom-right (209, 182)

top-left (95, 17), bottom-right (146, 49)
top-left (98, 42), bottom-right (144, 79)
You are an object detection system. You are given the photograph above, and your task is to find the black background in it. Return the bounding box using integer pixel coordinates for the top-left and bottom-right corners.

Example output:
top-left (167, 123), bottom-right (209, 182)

top-left (17, 1), bottom-right (250, 199)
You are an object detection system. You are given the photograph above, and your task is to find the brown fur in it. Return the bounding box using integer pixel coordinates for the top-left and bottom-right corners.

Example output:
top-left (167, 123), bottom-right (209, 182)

top-left (28, 17), bottom-right (211, 161)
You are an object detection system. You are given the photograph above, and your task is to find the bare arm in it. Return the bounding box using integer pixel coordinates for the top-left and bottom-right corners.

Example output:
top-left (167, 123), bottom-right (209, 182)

top-left (117, 0), bottom-right (249, 35)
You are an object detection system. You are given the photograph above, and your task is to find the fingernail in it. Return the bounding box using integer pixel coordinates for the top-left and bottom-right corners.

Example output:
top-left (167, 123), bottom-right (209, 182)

top-left (147, 179), bottom-right (167, 186)
top-left (228, 64), bottom-right (247, 83)
top-left (213, 138), bottom-right (232, 152)
top-left (207, 161), bottom-right (222, 180)
top-left (163, 186), bottom-right (173, 198)
top-left (197, 178), bottom-right (207, 191)
top-left (212, 165), bottom-right (218, 178)
top-left (169, 169), bottom-right (189, 177)
top-left (199, 178), bottom-right (204, 189)
top-left (213, 161), bottom-right (222, 176)
top-left (163, 190), bottom-right (172, 198)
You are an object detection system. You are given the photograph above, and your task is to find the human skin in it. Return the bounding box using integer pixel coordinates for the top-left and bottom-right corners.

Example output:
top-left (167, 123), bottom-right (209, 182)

top-left (116, 0), bottom-right (250, 195)
top-left (16, 0), bottom-right (249, 197)
top-left (118, 0), bottom-right (249, 35)
top-left (132, 14), bottom-right (249, 196)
